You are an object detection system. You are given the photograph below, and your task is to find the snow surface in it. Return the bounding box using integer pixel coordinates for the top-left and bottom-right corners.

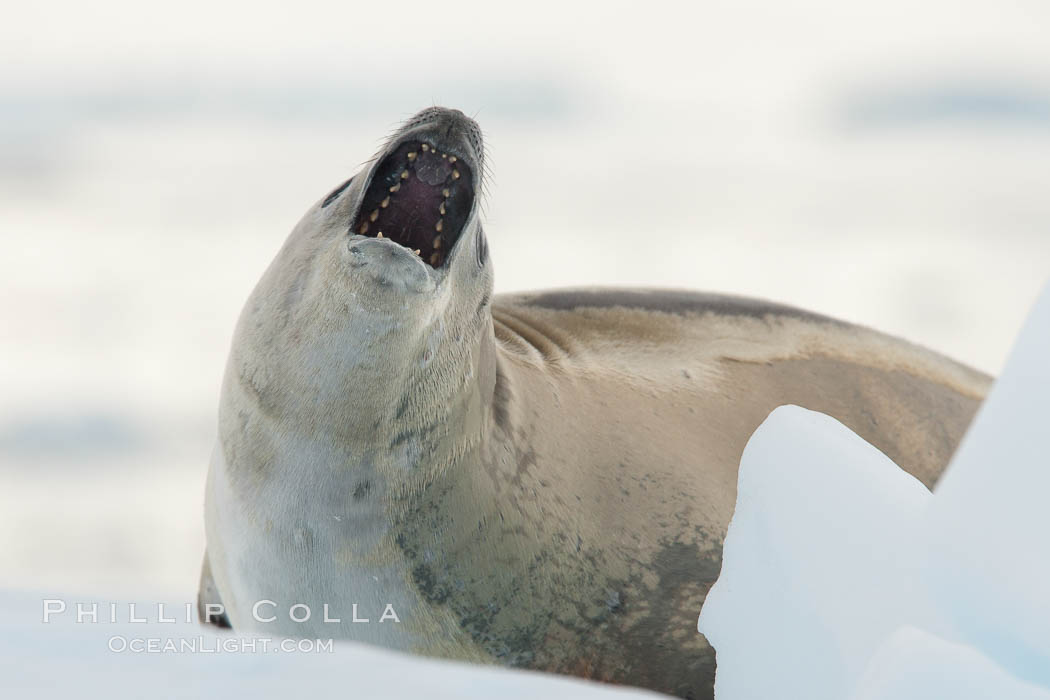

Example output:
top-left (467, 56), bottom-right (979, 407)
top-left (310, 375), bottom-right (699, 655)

top-left (0, 590), bottom-right (660, 699)
top-left (698, 280), bottom-right (1050, 699)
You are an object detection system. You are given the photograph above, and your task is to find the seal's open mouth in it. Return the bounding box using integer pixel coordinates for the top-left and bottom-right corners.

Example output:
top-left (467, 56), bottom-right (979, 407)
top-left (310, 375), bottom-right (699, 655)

top-left (352, 141), bottom-right (475, 269)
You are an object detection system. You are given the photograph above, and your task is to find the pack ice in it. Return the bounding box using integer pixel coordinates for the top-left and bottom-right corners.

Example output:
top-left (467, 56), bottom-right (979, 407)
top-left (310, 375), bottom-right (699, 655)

top-left (698, 281), bottom-right (1050, 700)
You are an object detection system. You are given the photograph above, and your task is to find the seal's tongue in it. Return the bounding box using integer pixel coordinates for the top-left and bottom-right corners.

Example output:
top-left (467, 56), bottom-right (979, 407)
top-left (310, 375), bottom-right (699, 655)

top-left (353, 141), bottom-right (474, 268)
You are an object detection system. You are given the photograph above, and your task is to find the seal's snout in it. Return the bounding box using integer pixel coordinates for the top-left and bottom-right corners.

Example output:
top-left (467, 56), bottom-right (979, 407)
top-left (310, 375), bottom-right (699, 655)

top-left (352, 108), bottom-right (480, 270)
top-left (406, 107), bottom-right (483, 162)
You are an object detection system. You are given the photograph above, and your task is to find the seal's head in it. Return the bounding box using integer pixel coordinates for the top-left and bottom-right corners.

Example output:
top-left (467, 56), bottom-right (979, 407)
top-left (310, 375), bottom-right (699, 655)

top-left (228, 107), bottom-right (494, 452)
top-left (321, 106), bottom-right (489, 302)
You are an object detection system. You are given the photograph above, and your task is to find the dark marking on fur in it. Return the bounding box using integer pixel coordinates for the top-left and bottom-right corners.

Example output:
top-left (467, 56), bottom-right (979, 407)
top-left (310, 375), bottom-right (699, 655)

top-left (411, 563), bottom-right (450, 604)
top-left (584, 541), bottom-right (721, 700)
top-left (516, 288), bottom-right (847, 326)
top-left (352, 480), bottom-right (372, 500)
top-left (394, 393), bottom-right (410, 421)
top-left (476, 289), bottom-right (492, 319)
top-left (491, 361), bottom-right (513, 432)
top-left (476, 228), bottom-right (489, 268)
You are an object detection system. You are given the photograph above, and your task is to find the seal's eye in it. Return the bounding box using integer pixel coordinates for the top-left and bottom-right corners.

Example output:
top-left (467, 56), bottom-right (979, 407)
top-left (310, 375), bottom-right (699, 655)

top-left (322, 177), bottom-right (353, 208)
top-left (351, 141), bottom-right (475, 269)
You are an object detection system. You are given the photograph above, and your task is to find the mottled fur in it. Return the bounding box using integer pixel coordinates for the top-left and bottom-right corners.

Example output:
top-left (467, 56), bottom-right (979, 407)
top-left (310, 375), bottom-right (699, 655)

top-left (201, 109), bottom-right (989, 699)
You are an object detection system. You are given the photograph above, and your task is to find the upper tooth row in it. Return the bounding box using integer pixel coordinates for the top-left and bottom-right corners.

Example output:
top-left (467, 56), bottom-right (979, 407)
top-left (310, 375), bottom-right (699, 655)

top-left (414, 143), bottom-right (457, 162)
top-left (356, 144), bottom-right (460, 241)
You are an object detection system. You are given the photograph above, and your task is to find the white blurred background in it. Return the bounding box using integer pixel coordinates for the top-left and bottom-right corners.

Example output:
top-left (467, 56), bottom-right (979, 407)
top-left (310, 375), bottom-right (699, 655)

top-left (1, 0), bottom-right (1048, 600)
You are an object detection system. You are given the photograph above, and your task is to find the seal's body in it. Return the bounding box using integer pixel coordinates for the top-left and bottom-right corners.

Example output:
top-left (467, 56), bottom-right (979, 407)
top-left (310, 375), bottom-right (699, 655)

top-left (201, 108), bottom-right (989, 699)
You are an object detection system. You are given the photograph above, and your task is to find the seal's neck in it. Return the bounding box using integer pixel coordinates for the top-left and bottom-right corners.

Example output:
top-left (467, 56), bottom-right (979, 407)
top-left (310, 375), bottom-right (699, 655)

top-left (372, 311), bottom-right (496, 488)
top-left (287, 300), bottom-right (495, 487)
top-left (222, 259), bottom-right (497, 494)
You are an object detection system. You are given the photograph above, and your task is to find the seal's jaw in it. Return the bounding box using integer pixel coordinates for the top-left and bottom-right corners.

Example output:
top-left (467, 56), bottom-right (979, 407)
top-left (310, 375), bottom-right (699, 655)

top-left (352, 139), bottom-right (475, 269)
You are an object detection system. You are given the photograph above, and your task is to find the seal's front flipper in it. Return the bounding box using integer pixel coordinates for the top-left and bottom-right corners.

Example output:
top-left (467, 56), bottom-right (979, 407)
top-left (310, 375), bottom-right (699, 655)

top-left (197, 550), bottom-right (232, 629)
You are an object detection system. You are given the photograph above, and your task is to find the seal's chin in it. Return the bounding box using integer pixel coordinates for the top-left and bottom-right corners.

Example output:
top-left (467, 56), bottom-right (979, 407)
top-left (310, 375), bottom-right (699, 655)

top-left (352, 140), bottom-right (475, 269)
